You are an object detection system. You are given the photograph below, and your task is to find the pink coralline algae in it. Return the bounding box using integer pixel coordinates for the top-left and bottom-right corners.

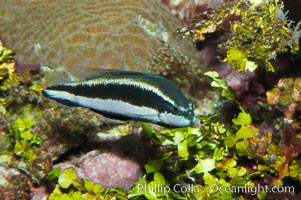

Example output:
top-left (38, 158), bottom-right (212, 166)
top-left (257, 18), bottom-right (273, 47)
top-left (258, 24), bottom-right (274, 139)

top-left (55, 150), bottom-right (143, 191)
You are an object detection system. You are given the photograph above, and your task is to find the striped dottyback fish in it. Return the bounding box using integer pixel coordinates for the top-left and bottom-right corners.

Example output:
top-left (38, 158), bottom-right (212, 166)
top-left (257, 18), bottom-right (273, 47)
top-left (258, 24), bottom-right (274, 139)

top-left (42, 70), bottom-right (194, 127)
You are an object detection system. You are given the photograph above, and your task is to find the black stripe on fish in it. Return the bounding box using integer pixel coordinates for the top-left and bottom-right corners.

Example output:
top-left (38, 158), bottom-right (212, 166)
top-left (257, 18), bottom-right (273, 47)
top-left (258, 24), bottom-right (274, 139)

top-left (42, 71), bottom-right (194, 127)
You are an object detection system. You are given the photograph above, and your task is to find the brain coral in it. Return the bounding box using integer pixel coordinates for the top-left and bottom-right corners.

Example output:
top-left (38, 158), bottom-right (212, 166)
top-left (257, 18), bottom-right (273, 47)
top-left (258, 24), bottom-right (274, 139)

top-left (0, 0), bottom-right (180, 73)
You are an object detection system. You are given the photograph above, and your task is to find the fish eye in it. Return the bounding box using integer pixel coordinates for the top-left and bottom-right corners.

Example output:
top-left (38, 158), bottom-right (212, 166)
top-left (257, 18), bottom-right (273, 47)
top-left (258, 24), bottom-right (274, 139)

top-left (172, 106), bottom-right (180, 114)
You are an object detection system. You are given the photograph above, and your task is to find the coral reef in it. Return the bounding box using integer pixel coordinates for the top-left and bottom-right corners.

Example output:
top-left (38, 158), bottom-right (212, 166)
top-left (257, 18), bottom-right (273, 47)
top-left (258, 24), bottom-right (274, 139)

top-left (148, 38), bottom-right (205, 95)
top-left (1, 0), bottom-right (301, 199)
top-left (0, 0), bottom-right (183, 73)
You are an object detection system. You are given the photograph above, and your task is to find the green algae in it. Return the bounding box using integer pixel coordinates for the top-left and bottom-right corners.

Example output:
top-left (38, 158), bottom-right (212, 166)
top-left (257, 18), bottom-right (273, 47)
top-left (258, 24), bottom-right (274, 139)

top-left (178, 0), bottom-right (301, 73)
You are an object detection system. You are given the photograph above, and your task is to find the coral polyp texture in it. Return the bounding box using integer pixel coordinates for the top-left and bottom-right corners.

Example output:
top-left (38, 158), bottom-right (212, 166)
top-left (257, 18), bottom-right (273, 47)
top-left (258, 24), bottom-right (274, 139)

top-left (0, 0), bottom-right (179, 72)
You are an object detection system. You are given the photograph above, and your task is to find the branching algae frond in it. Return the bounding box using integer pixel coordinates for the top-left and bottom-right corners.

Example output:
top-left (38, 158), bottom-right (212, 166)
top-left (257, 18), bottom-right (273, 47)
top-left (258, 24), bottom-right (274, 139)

top-left (128, 112), bottom-right (261, 200)
top-left (8, 116), bottom-right (41, 161)
top-left (178, 0), bottom-right (301, 72)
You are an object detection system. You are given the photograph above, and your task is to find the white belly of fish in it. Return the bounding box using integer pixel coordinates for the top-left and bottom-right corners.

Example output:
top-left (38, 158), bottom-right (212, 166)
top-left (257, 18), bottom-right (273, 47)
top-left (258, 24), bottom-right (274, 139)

top-left (44, 90), bottom-right (160, 122)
